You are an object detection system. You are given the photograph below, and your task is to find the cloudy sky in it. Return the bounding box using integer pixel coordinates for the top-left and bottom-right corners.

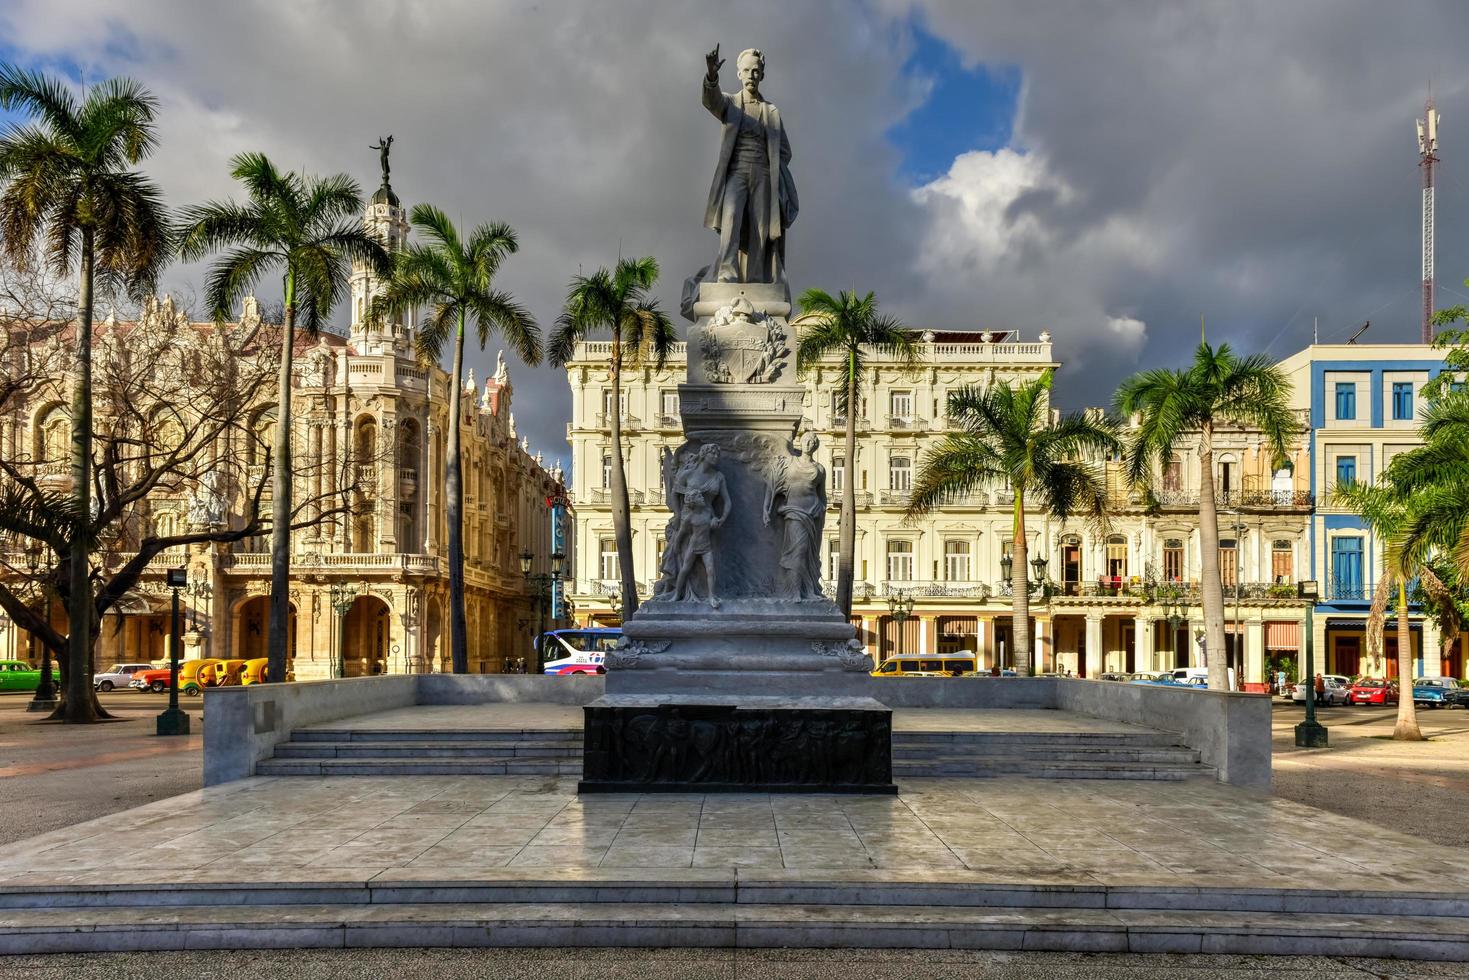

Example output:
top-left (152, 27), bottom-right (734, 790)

top-left (2, 1), bottom-right (1466, 471)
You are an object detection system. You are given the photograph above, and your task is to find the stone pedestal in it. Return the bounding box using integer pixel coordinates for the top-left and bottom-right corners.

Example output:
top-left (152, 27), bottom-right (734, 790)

top-left (580, 695), bottom-right (895, 794)
top-left (609, 281), bottom-right (871, 697)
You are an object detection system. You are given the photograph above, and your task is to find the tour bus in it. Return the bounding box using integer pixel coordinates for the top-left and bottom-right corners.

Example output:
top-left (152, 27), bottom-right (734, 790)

top-left (540, 627), bottom-right (623, 675)
top-left (871, 651), bottom-right (980, 677)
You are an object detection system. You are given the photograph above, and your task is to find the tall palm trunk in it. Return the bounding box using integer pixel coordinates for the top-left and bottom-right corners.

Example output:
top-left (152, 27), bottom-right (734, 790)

top-left (1393, 578), bottom-right (1424, 740)
top-left (61, 228), bottom-right (95, 722)
top-left (266, 275), bottom-right (295, 685)
top-left (836, 349), bottom-right (857, 617)
top-left (608, 338), bottom-right (638, 622)
top-left (1011, 488), bottom-right (1032, 675)
top-left (446, 311), bottom-right (469, 673)
top-left (1196, 422), bottom-right (1228, 690)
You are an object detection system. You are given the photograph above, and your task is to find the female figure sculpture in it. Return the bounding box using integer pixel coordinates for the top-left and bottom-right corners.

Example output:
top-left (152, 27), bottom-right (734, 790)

top-left (763, 431), bottom-right (826, 600)
top-left (660, 443), bottom-right (730, 606)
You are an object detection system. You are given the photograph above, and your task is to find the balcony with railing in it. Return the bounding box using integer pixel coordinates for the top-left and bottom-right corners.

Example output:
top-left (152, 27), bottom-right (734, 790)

top-left (886, 416), bottom-right (928, 432)
top-left (226, 551), bottom-right (441, 575)
top-left (1326, 576), bottom-right (1371, 603)
top-left (825, 490), bottom-right (874, 509)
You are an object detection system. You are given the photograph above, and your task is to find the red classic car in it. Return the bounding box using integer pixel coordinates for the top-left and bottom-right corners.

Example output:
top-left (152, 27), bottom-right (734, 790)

top-left (128, 668), bottom-right (172, 693)
top-left (1348, 678), bottom-right (1399, 706)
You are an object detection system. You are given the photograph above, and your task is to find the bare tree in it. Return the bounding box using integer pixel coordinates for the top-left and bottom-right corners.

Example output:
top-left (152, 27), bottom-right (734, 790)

top-left (0, 287), bottom-right (374, 721)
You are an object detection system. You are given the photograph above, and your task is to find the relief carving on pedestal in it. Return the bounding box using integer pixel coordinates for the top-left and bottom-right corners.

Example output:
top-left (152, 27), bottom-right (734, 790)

top-left (699, 297), bottom-right (788, 384)
top-left (608, 638), bottom-right (671, 669)
top-left (812, 638), bottom-right (871, 672)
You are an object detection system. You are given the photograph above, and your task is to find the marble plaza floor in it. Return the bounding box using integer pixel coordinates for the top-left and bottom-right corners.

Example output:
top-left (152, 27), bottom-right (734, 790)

top-left (0, 772), bottom-right (1461, 891)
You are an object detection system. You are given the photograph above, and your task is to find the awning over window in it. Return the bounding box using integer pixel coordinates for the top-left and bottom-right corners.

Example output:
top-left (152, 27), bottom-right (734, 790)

top-left (1265, 621), bottom-right (1300, 650)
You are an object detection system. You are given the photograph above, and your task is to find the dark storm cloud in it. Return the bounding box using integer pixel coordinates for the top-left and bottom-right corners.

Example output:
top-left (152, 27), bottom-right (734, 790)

top-left (3, 0), bottom-right (1465, 459)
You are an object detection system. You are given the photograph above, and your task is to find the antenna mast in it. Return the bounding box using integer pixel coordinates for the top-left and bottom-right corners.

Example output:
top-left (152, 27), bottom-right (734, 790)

top-left (1418, 97), bottom-right (1441, 344)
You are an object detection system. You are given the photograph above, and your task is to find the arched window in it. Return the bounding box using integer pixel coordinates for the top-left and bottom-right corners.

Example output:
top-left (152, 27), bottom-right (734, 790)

top-left (1163, 538), bottom-right (1185, 582)
top-left (247, 410), bottom-right (275, 468)
top-left (37, 406), bottom-right (69, 464)
top-left (1272, 539), bottom-right (1294, 583)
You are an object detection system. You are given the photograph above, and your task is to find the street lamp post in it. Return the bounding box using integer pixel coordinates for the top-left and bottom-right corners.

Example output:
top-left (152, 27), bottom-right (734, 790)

top-left (156, 567), bottom-right (192, 736)
top-left (520, 550), bottom-right (566, 674)
top-left (1294, 579), bottom-right (1328, 747)
top-left (1230, 515), bottom-right (1246, 686)
top-left (329, 582), bottom-right (359, 679)
top-left (887, 589), bottom-right (915, 657)
top-left (23, 541), bottom-right (58, 713)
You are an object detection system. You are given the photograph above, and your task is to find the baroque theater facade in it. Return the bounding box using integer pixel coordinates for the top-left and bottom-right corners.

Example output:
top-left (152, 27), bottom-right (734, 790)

top-left (0, 181), bottom-right (568, 678)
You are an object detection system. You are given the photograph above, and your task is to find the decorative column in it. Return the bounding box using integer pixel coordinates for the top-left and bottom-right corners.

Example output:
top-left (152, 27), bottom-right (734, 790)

top-left (1245, 617), bottom-right (1265, 688)
top-left (1133, 613), bottom-right (1153, 674)
top-left (1034, 618), bottom-right (1052, 672)
top-left (1189, 617), bottom-right (1205, 668)
top-left (1084, 613), bottom-right (1103, 679)
top-left (380, 413), bottom-right (399, 553)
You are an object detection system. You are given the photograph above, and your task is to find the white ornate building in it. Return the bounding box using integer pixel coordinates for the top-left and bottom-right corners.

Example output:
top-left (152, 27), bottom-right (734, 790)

top-left (564, 328), bottom-right (1312, 685)
top-left (0, 177), bottom-right (570, 677)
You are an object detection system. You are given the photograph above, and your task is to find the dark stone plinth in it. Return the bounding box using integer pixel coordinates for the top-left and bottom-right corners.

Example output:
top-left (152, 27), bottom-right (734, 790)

top-left (579, 695), bottom-right (895, 794)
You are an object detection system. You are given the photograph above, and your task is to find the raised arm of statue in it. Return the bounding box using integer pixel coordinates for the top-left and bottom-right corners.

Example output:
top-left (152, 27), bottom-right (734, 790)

top-left (702, 44), bottom-right (727, 120)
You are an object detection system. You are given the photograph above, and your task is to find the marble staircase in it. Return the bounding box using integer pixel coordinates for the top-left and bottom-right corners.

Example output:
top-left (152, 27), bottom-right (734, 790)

top-left (257, 727), bottom-right (584, 777)
top-left (891, 731), bottom-right (1214, 781)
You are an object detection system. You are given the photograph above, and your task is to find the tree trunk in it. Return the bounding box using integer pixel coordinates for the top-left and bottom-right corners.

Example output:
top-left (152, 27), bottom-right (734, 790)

top-left (836, 349), bottom-right (858, 617)
top-left (60, 228), bottom-right (97, 723)
top-left (266, 275), bottom-right (296, 686)
top-left (447, 310), bottom-right (469, 674)
top-left (1011, 488), bottom-right (1032, 675)
top-left (609, 338), bottom-right (638, 621)
top-left (1197, 422), bottom-right (1228, 691)
top-left (1393, 578), bottom-right (1424, 740)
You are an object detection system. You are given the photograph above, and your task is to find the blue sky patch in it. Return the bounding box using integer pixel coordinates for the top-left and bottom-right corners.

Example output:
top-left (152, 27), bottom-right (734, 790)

top-left (887, 23), bottom-right (1020, 185)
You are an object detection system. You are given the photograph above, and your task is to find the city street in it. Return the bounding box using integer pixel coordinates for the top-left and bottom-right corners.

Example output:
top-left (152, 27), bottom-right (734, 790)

top-left (1272, 700), bottom-right (1469, 847)
top-left (0, 691), bottom-right (201, 848)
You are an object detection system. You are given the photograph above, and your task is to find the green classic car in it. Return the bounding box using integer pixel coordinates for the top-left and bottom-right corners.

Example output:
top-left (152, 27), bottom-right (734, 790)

top-left (0, 660), bottom-right (45, 692)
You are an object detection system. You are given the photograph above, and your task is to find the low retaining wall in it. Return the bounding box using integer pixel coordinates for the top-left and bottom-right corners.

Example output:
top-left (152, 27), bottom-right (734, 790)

top-left (203, 673), bottom-right (1271, 790)
top-left (203, 675), bottom-right (416, 786)
top-left (1053, 678), bottom-right (1272, 791)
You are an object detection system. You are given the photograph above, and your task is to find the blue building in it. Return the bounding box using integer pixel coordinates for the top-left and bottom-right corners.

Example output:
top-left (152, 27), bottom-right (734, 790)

top-left (1278, 342), bottom-right (1457, 679)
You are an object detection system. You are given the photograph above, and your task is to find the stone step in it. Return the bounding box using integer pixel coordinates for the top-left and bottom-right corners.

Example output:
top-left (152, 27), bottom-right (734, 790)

top-left (2, 874), bottom-right (1466, 918)
top-left (256, 758), bottom-right (582, 777)
top-left (1, 900), bottom-right (1466, 956)
top-left (893, 759), bottom-right (1214, 780)
top-left (292, 728), bottom-right (581, 744)
top-left (893, 732), bottom-right (1183, 748)
top-left (272, 741), bottom-right (584, 759)
top-left (893, 746), bottom-right (1200, 764)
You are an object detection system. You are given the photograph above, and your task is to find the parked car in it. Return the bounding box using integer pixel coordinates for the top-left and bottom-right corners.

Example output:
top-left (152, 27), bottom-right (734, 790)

top-left (93, 663), bottom-right (156, 693)
top-left (0, 660), bottom-right (46, 692)
top-left (1347, 678), bottom-right (1399, 706)
top-left (129, 667), bottom-right (172, 693)
top-left (177, 658), bottom-right (222, 696)
top-left (242, 658), bottom-right (270, 685)
top-left (1415, 676), bottom-right (1469, 707)
top-left (1292, 675), bottom-right (1350, 706)
top-left (1129, 675), bottom-right (1208, 689)
top-left (1413, 678), bottom-right (1454, 709)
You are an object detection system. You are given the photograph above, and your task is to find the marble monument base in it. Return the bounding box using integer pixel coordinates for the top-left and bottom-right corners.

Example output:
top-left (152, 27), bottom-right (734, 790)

top-left (578, 694), bottom-right (895, 795)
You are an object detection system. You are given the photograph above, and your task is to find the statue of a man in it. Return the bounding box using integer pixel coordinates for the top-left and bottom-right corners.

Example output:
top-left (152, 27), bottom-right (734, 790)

top-left (702, 45), bottom-right (798, 285)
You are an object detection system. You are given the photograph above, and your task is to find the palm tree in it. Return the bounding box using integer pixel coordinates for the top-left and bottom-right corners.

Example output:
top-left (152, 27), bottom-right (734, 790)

top-left (795, 289), bottom-right (917, 617)
top-left (178, 154), bottom-right (389, 686)
top-left (1116, 341), bottom-right (1295, 691)
top-left (0, 67), bottom-right (170, 722)
top-left (548, 258), bottom-right (674, 622)
top-left (370, 205), bottom-right (539, 673)
top-left (1394, 393), bottom-right (1469, 581)
top-left (908, 370), bottom-right (1118, 675)
top-left (1332, 479), bottom-right (1425, 740)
